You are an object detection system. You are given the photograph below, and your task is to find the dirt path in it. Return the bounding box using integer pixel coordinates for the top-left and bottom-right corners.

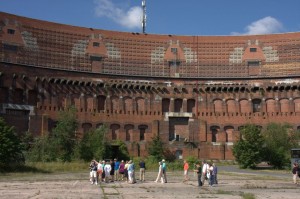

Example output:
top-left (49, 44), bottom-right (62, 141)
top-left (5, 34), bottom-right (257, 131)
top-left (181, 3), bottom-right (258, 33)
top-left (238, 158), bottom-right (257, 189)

top-left (0, 169), bottom-right (299, 199)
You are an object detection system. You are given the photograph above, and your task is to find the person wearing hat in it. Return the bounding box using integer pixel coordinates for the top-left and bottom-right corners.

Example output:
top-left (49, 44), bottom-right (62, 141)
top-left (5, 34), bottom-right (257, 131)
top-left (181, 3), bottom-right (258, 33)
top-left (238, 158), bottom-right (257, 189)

top-left (162, 159), bottom-right (167, 183)
top-left (127, 160), bottom-right (135, 184)
top-left (154, 161), bottom-right (164, 183)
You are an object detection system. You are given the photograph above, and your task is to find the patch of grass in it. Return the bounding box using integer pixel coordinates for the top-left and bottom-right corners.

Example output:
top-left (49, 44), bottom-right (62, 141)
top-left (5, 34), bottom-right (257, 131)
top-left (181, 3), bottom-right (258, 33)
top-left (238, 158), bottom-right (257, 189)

top-left (216, 190), bottom-right (235, 195)
top-left (240, 192), bottom-right (256, 199)
top-left (0, 161), bottom-right (88, 175)
top-left (242, 184), bottom-right (267, 189)
top-left (25, 161), bottom-right (88, 172)
top-left (0, 164), bottom-right (50, 174)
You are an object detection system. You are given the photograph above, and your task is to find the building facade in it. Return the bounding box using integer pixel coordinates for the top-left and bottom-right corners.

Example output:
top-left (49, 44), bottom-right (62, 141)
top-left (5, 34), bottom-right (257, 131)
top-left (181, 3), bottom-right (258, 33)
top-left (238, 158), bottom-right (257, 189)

top-left (1, 12), bottom-right (300, 160)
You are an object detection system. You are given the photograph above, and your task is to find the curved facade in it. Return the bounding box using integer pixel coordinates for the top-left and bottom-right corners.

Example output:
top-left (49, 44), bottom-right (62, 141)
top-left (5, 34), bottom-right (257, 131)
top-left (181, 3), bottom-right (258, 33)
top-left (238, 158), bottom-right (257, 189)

top-left (1, 12), bottom-right (300, 159)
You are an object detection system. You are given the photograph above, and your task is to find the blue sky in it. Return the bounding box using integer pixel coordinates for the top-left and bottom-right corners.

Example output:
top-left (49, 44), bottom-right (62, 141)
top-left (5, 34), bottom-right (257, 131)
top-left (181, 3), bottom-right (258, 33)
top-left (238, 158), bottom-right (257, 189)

top-left (1, 0), bottom-right (300, 36)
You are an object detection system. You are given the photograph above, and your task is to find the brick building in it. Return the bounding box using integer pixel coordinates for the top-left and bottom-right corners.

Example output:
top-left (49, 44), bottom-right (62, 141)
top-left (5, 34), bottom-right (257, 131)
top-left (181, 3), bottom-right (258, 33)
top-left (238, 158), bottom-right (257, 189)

top-left (1, 12), bottom-right (300, 160)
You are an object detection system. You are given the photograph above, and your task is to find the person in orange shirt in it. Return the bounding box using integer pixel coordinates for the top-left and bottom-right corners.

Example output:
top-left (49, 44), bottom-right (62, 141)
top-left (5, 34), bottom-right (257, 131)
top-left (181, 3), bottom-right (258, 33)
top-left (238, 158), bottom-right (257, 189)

top-left (183, 160), bottom-right (190, 182)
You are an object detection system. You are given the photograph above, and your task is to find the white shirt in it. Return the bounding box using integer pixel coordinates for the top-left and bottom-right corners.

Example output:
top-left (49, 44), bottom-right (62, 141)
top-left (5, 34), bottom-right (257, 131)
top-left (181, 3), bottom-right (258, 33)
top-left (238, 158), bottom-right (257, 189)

top-left (202, 163), bottom-right (208, 173)
top-left (104, 164), bottom-right (111, 174)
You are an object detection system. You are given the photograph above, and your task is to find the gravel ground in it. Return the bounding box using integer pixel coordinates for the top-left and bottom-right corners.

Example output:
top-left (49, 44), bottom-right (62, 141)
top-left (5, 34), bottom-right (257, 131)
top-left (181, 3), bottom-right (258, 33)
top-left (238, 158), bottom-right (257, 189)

top-left (0, 166), bottom-right (299, 199)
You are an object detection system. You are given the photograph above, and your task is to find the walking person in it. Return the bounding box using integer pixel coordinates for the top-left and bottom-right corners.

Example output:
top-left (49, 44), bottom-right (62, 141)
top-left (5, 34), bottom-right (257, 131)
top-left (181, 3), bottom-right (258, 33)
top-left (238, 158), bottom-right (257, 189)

top-left (154, 161), bottom-right (164, 183)
top-left (183, 160), bottom-right (190, 182)
top-left (139, 159), bottom-right (146, 181)
top-left (162, 159), bottom-right (167, 183)
top-left (193, 162), bottom-right (202, 187)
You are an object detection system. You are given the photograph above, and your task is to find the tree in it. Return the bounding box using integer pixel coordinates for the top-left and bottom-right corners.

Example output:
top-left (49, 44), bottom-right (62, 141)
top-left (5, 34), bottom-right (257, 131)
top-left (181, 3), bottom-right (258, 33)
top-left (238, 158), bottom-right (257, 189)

top-left (147, 135), bottom-right (164, 161)
top-left (27, 106), bottom-right (78, 162)
top-left (232, 124), bottom-right (264, 169)
top-left (0, 117), bottom-right (24, 166)
top-left (51, 106), bottom-right (78, 161)
top-left (76, 125), bottom-right (108, 161)
top-left (262, 123), bottom-right (300, 169)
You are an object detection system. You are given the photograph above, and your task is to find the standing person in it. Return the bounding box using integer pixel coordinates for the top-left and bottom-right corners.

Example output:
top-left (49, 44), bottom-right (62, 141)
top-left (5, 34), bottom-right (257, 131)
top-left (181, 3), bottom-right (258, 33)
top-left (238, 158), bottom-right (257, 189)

top-left (183, 160), bottom-right (190, 182)
top-left (201, 160), bottom-right (208, 186)
top-left (132, 160), bottom-right (137, 183)
top-left (213, 163), bottom-right (218, 185)
top-left (90, 160), bottom-right (98, 185)
top-left (94, 160), bottom-right (103, 184)
top-left (208, 163), bottom-right (214, 187)
top-left (124, 160), bottom-right (129, 182)
top-left (292, 162), bottom-right (299, 185)
top-left (127, 160), bottom-right (135, 184)
top-left (110, 159), bottom-right (115, 182)
top-left (162, 159), bottom-right (167, 183)
top-left (154, 161), bottom-right (164, 183)
top-left (119, 160), bottom-right (125, 181)
top-left (193, 162), bottom-right (202, 187)
top-left (104, 161), bottom-right (112, 183)
top-left (139, 159), bottom-right (146, 181)
top-left (114, 158), bottom-right (120, 181)
top-left (89, 160), bottom-right (93, 183)
top-left (101, 160), bottom-right (106, 182)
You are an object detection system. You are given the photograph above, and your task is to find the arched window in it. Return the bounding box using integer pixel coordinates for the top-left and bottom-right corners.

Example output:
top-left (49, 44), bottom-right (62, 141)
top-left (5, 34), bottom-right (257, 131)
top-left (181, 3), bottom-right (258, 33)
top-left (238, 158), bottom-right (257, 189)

top-left (210, 126), bottom-right (220, 142)
top-left (162, 98), bottom-right (170, 113)
top-left (110, 124), bottom-right (120, 140)
top-left (174, 98), bottom-right (183, 112)
top-left (138, 125), bottom-right (148, 141)
top-left (124, 124), bottom-right (134, 141)
top-left (252, 99), bottom-right (261, 113)
top-left (187, 99), bottom-right (195, 113)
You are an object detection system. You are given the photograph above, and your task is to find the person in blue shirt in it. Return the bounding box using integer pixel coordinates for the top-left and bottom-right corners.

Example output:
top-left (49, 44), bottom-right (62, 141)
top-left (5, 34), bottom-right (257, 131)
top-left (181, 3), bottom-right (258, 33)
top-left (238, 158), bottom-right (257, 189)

top-left (114, 158), bottom-right (120, 181)
top-left (139, 159), bottom-right (146, 181)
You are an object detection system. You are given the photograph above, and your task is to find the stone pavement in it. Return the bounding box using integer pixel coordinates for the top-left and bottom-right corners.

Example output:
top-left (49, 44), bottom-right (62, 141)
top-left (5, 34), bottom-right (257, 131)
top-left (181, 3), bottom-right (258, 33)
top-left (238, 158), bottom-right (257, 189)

top-left (1, 170), bottom-right (300, 198)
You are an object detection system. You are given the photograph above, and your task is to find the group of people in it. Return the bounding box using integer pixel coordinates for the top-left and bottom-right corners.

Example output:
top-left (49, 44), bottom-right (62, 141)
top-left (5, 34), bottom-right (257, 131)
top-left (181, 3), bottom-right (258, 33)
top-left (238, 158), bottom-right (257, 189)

top-left (89, 158), bottom-right (217, 187)
top-left (89, 159), bottom-right (146, 185)
top-left (189, 160), bottom-right (218, 187)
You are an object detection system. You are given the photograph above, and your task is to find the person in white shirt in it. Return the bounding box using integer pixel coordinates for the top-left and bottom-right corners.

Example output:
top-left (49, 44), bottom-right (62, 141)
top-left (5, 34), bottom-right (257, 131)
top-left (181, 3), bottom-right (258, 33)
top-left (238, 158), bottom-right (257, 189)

top-left (104, 161), bottom-right (112, 183)
top-left (201, 160), bottom-right (208, 185)
top-left (154, 161), bottom-right (164, 183)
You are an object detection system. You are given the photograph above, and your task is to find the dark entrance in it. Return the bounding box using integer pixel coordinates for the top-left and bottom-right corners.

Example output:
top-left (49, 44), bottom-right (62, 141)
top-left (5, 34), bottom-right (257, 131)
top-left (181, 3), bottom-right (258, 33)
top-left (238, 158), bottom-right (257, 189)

top-left (169, 117), bottom-right (189, 141)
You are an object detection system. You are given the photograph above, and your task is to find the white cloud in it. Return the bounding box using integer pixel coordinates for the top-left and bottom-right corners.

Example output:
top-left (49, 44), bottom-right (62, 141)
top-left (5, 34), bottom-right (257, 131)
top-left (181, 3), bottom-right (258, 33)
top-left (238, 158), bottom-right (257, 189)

top-left (231, 16), bottom-right (284, 35)
top-left (94, 0), bottom-right (143, 29)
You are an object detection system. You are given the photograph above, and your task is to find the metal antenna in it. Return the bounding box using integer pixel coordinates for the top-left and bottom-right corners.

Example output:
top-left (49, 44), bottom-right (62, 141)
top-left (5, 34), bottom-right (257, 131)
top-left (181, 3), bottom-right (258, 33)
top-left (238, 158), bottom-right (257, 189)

top-left (142, 0), bottom-right (146, 33)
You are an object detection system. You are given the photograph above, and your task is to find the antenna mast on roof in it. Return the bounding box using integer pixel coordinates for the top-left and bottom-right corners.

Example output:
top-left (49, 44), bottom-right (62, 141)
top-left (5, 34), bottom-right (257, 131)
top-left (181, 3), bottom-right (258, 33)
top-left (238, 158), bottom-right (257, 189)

top-left (142, 0), bottom-right (147, 33)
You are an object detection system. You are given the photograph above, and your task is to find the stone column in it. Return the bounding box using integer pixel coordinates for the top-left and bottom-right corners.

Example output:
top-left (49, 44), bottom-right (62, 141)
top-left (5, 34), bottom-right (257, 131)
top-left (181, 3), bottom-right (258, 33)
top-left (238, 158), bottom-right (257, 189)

top-left (183, 98), bottom-right (187, 112)
top-left (106, 95), bottom-right (111, 112)
top-left (170, 98), bottom-right (174, 112)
